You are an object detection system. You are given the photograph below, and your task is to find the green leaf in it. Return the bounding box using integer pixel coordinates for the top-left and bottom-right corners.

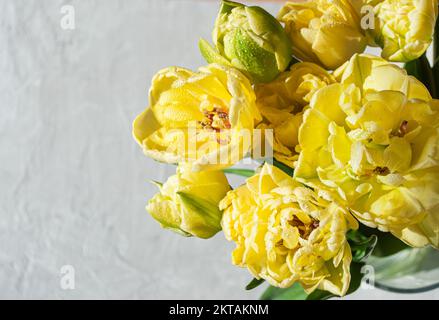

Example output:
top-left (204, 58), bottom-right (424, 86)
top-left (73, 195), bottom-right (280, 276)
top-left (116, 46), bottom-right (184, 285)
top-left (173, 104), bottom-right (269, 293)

top-left (272, 158), bottom-right (295, 177)
top-left (176, 192), bottom-right (222, 230)
top-left (404, 54), bottom-right (437, 99)
top-left (434, 15), bottom-right (438, 98)
top-left (224, 163), bottom-right (294, 179)
top-left (404, 58), bottom-right (420, 77)
top-left (346, 262), bottom-right (365, 295)
top-left (261, 283), bottom-right (308, 300)
top-left (245, 278), bottom-right (265, 291)
top-left (260, 262), bottom-right (366, 300)
top-left (347, 229), bottom-right (378, 263)
top-left (223, 168), bottom-right (255, 177)
top-left (220, 0), bottom-right (243, 14)
top-left (244, 5), bottom-right (293, 72)
top-left (434, 15), bottom-right (438, 68)
top-left (149, 180), bottom-right (163, 189)
top-left (232, 27), bottom-right (279, 83)
top-left (199, 38), bottom-right (231, 66)
top-left (434, 63), bottom-right (438, 99)
top-left (287, 56), bottom-right (301, 69)
top-left (260, 282), bottom-right (334, 300)
top-left (356, 225), bottom-right (409, 257)
top-left (306, 289), bottom-right (335, 300)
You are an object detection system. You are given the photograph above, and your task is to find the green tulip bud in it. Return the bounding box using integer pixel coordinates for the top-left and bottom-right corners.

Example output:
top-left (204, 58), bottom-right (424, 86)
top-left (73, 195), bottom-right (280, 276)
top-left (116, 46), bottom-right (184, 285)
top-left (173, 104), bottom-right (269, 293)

top-left (200, 0), bottom-right (293, 83)
top-left (146, 166), bottom-right (231, 239)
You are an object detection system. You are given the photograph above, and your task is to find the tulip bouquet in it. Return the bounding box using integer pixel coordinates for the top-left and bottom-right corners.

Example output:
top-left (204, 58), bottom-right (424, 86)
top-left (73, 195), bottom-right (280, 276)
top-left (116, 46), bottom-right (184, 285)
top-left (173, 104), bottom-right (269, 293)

top-left (133, 0), bottom-right (439, 299)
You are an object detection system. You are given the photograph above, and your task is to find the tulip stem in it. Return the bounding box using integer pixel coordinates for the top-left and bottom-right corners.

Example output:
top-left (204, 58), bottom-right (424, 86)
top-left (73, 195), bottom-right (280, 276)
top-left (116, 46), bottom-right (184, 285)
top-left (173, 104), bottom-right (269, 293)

top-left (420, 54), bottom-right (437, 99)
top-left (407, 54), bottom-right (437, 99)
top-left (434, 16), bottom-right (438, 66)
top-left (223, 168), bottom-right (255, 177)
top-left (272, 159), bottom-right (295, 177)
top-left (434, 16), bottom-right (438, 97)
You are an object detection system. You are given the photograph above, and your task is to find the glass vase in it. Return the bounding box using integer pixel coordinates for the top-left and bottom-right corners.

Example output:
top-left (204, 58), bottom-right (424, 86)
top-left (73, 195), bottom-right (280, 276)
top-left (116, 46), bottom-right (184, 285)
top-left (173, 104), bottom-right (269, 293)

top-left (366, 247), bottom-right (439, 293)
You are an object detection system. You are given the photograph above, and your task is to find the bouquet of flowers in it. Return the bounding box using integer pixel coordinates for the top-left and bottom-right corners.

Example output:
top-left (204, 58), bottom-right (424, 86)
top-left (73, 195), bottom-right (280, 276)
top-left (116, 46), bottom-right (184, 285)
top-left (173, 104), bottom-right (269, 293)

top-left (133, 0), bottom-right (439, 299)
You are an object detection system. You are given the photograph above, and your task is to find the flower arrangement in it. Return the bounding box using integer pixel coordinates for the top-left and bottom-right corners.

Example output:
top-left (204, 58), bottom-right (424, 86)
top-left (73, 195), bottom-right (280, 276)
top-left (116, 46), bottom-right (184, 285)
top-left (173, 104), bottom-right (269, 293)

top-left (133, 0), bottom-right (439, 299)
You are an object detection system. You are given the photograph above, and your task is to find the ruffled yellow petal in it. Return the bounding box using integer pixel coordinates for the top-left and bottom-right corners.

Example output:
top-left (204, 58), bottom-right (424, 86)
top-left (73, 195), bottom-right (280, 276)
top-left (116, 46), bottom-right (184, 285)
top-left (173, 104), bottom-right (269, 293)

top-left (295, 54), bottom-right (439, 248)
top-left (279, 0), bottom-right (367, 69)
top-left (133, 64), bottom-right (261, 171)
top-left (221, 164), bottom-right (356, 296)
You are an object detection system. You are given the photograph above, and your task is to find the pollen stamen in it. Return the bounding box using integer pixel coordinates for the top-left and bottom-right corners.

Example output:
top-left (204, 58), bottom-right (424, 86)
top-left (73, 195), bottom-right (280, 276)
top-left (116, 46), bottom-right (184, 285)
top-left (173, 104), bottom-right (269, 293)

top-left (395, 120), bottom-right (409, 137)
top-left (374, 166), bottom-right (390, 176)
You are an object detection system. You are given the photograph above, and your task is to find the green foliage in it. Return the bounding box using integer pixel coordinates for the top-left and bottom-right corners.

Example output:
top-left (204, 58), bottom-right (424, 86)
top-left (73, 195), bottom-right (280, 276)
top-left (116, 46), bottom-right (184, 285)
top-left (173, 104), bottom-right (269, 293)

top-left (347, 229), bottom-right (378, 263)
top-left (357, 226), bottom-right (409, 257)
top-left (260, 262), bottom-right (365, 300)
top-left (245, 278), bottom-right (265, 291)
top-left (405, 54), bottom-right (437, 98)
top-left (272, 159), bottom-right (295, 177)
top-left (223, 168), bottom-right (255, 177)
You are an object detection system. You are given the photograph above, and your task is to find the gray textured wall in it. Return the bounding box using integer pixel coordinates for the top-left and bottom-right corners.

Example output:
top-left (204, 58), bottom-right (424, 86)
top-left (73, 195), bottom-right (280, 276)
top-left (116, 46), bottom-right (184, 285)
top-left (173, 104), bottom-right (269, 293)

top-left (0, 0), bottom-right (437, 299)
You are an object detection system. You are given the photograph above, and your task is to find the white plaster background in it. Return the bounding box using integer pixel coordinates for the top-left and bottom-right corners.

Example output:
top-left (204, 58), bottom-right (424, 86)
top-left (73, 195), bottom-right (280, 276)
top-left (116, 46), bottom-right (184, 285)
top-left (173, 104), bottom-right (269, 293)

top-left (0, 0), bottom-right (438, 299)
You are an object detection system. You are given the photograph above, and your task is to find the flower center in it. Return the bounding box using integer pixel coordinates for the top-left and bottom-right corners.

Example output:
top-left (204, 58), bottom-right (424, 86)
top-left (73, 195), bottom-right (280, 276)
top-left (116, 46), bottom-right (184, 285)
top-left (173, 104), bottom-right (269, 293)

top-left (199, 108), bottom-right (231, 131)
top-left (393, 120), bottom-right (409, 137)
top-left (289, 216), bottom-right (319, 240)
top-left (374, 166), bottom-right (390, 176)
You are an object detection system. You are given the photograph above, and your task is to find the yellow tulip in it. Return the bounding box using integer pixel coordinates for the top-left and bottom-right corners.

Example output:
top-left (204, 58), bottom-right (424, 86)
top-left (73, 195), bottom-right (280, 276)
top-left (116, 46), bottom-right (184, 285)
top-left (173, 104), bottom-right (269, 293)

top-left (255, 62), bottom-right (335, 167)
top-left (278, 0), bottom-right (367, 70)
top-left (369, 0), bottom-right (438, 62)
top-left (147, 165), bottom-right (231, 239)
top-left (133, 64), bottom-right (261, 171)
top-left (220, 163), bottom-right (358, 296)
top-left (295, 54), bottom-right (439, 248)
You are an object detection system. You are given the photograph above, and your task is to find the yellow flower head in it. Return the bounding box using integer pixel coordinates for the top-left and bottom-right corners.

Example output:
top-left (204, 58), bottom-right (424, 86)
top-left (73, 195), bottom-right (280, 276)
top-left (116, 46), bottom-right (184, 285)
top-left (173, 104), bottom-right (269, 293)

top-left (147, 165), bottom-right (231, 239)
top-left (278, 0), bottom-right (367, 69)
top-left (220, 163), bottom-right (358, 296)
top-left (295, 54), bottom-right (439, 248)
top-left (133, 64), bottom-right (261, 171)
top-left (255, 62), bottom-right (335, 167)
top-left (370, 0), bottom-right (438, 62)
